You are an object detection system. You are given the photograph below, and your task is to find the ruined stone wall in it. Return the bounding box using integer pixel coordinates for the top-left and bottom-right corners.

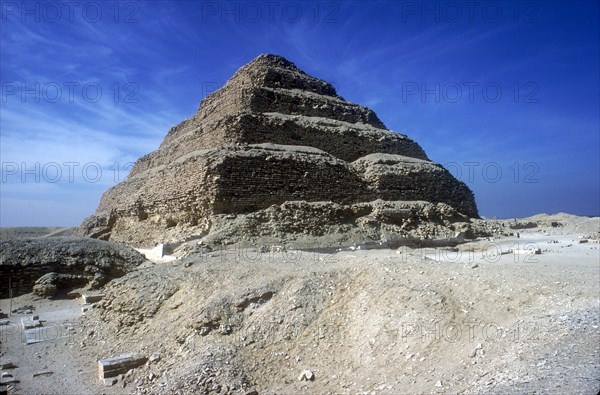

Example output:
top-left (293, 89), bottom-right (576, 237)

top-left (230, 113), bottom-right (428, 161)
top-left (351, 154), bottom-right (478, 218)
top-left (130, 116), bottom-right (229, 177)
top-left (258, 67), bottom-right (337, 95)
top-left (84, 145), bottom-right (375, 245)
top-left (210, 145), bottom-right (373, 214)
top-left (85, 149), bottom-right (478, 246)
top-left (0, 264), bottom-right (52, 298)
top-left (130, 111), bottom-right (427, 177)
top-left (248, 87), bottom-right (385, 128)
top-left (81, 153), bottom-right (218, 245)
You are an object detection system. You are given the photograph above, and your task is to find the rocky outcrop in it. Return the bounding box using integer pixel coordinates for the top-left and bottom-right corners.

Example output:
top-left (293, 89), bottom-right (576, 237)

top-left (0, 237), bottom-right (147, 298)
top-left (79, 54), bottom-right (478, 247)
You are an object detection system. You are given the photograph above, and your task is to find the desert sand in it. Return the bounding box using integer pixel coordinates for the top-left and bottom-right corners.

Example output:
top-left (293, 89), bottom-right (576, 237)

top-left (1, 214), bottom-right (598, 394)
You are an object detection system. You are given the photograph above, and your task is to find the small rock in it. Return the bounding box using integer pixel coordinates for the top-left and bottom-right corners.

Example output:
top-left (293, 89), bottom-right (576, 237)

top-left (103, 377), bottom-right (118, 386)
top-left (298, 369), bottom-right (315, 381)
top-left (149, 352), bottom-right (161, 363)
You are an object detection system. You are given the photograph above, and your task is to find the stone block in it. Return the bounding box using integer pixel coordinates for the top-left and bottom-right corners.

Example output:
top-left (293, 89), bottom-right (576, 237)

top-left (98, 354), bottom-right (147, 380)
top-left (82, 293), bottom-right (105, 304)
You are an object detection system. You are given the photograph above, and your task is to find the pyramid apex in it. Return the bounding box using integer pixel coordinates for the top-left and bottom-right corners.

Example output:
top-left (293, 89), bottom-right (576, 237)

top-left (244, 53), bottom-right (300, 71)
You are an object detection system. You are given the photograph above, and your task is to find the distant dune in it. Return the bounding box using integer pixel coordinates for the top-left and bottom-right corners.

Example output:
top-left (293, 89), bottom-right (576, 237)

top-left (0, 227), bottom-right (76, 241)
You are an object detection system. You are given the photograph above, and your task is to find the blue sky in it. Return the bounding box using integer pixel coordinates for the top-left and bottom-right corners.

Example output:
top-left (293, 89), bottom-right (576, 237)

top-left (1, 0), bottom-right (598, 226)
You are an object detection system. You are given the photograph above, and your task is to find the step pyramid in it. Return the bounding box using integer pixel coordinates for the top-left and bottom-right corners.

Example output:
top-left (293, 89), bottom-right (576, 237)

top-left (79, 54), bottom-right (478, 247)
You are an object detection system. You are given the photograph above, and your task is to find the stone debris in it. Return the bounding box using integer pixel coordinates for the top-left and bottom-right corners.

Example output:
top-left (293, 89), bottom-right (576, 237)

top-left (21, 316), bottom-right (43, 330)
top-left (512, 248), bottom-right (542, 255)
top-left (0, 371), bottom-right (18, 385)
top-left (0, 379), bottom-right (18, 386)
top-left (10, 305), bottom-right (34, 314)
top-left (148, 353), bottom-right (161, 364)
top-left (32, 371), bottom-right (54, 378)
